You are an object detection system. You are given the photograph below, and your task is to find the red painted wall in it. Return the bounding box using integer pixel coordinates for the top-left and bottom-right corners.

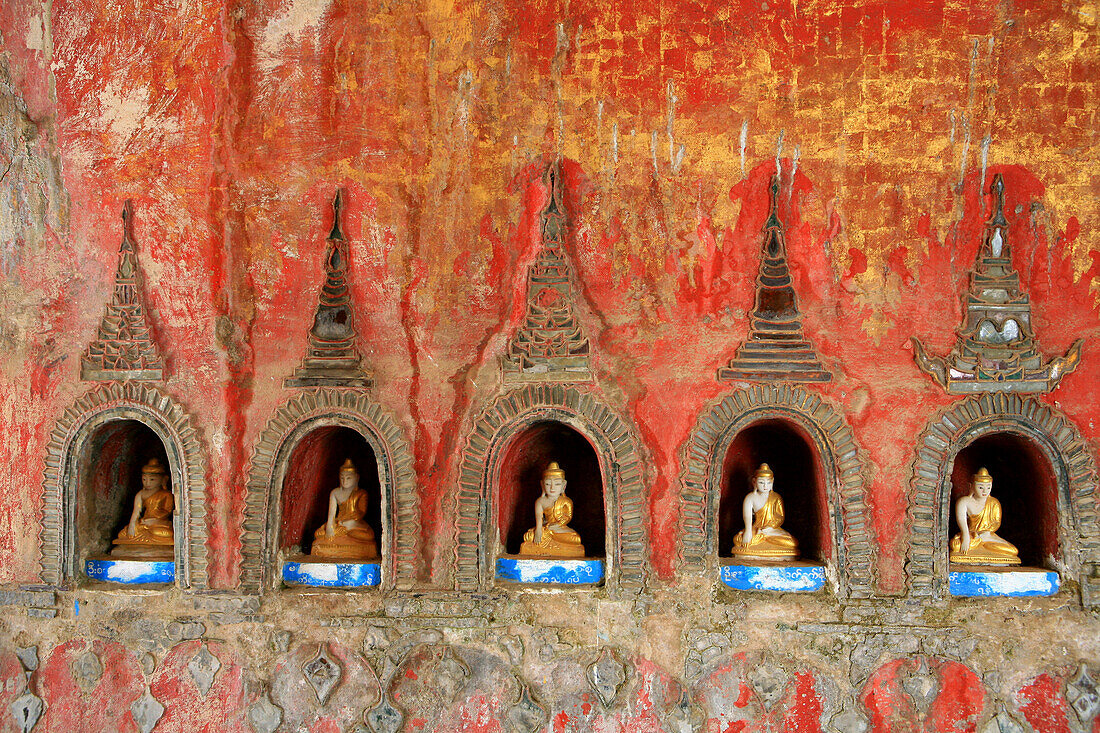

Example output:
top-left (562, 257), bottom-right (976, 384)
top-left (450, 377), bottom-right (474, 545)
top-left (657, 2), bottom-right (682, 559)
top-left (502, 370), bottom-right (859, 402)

top-left (1, 0), bottom-right (1097, 597)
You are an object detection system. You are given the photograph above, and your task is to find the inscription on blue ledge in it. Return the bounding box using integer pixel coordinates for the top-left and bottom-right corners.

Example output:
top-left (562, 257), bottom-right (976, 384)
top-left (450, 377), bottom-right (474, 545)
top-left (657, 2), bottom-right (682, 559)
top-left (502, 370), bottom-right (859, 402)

top-left (720, 562), bottom-right (826, 592)
top-left (85, 558), bottom-right (174, 584)
top-left (282, 560), bottom-right (381, 587)
top-left (496, 557), bottom-right (604, 585)
top-left (949, 568), bottom-right (1059, 597)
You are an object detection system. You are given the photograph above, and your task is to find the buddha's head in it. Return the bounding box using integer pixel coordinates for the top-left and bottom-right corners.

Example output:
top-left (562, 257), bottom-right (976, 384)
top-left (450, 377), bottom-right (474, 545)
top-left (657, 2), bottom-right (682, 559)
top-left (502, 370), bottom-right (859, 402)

top-left (141, 458), bottom-right (168, 491)
top-left (542, 462), bottom-right (567, 499)
top-left (754, 463), bottom-right (774, 494)
top-left (339, 459), bottom-right (359, 489)
top-left (972, 467), bottom-right (993, 498)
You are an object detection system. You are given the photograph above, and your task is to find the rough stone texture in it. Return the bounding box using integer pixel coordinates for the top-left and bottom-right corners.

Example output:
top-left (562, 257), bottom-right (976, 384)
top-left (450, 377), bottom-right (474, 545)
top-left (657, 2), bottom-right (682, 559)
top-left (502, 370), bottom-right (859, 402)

top-left (1, 0), bottom-right (1100, 729)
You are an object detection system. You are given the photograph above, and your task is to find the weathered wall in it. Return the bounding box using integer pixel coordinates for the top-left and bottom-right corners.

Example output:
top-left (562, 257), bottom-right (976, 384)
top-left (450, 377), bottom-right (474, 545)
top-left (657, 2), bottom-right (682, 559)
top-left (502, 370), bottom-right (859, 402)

top-left (1, 0), bottom-right (1099, 730)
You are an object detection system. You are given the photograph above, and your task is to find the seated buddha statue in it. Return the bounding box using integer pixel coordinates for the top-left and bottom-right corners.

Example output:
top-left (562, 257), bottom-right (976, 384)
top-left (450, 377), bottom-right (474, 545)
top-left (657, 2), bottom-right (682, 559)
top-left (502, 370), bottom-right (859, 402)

top-left (949, 467), bottom-right (1020, 565)
top-left (310, 459), bottom-right (379, 561)
top-left (730, 463), bottom-right (800, 560)
top-left (112, 457), bottom-right (174, 559)
top-left (519, 462), bottom-right (586, 558)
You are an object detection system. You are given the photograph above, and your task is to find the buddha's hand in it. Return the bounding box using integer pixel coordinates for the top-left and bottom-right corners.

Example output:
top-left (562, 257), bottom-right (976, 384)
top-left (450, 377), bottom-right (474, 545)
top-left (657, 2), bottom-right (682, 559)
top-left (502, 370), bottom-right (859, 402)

top-left (325, 521), bottom-right (335, 537)
top-left (534, 529), bottom-right (542, 544)
top-left (743, 528), bottom-right (753, 544)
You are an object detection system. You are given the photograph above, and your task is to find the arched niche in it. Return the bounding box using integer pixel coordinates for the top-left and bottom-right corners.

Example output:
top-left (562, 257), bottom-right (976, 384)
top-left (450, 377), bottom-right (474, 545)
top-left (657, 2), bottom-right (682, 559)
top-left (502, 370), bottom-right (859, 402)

top-left (279, 426), bottom-right (382, 556)
top-left (40, 382), bottom-right (208, 588)
top-left (949, 432), bottom-right (1058, 568)
top-left (717, 418), bottom-right (829, 562)
top-left (455, 384), bottom-right (648, 591)
top-left (243, 389), bottom-right (418, 592)
top-left (496, 420), bottom-right (606, 558)
top-left (75, 420), bottom-right (173, 568)
top-left (908, 393), bottom-right (1100, 602)
top-left (680, 384), bottom-right (872, 598)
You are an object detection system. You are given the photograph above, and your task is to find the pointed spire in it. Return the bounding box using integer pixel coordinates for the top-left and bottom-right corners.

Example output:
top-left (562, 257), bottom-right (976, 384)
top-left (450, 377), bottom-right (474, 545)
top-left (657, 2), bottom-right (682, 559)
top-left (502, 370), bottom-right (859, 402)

top-left (285, 189), bottom-right (373, 389)
top-left (719, 175), bottom-right (830, 383)
top-left (80, 201), bottom-right (166, 381)
top-left (502, 162), bottom-right (593, 383)
top-left (328, 190), bottom-right (345, 241)
top-left (911, 173), bottom-right (1083, 393)
top-left (989, 173), bottom-right (1008, 228)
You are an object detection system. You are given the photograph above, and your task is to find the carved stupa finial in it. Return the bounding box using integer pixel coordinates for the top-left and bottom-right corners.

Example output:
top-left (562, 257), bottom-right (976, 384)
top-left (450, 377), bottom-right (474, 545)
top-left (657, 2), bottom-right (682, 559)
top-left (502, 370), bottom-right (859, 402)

top-left (718, 175), bottom-right (831, 383)
top-left (502, 161), bottom-right (593, 383)
top-left (911, 173), bottom-right (1082, 393)
top-left (80, 201), bottom-right (166, 382)
top-left (285, 188), bottom-right (373, 389)
top-left (329, 189), bottom-right (345, 241)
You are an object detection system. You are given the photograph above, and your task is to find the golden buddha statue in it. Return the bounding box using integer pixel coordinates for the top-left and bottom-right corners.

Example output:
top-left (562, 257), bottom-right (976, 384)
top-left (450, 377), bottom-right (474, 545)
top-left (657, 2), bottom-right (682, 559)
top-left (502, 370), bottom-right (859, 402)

top-left (519, 462), bottom-right (586, 558)
top-left (310, 459), bottom-right (379, 561)
top-left (730, 463), bottom-right (800, 560)
top-left (949, 467), bottom-right (1020, 565)
top-left (112, 457), bottom-right (174, 559)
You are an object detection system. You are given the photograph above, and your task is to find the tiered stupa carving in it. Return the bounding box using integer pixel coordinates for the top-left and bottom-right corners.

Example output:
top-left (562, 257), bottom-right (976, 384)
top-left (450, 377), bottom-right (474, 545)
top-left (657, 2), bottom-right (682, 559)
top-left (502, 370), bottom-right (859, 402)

top-left (719, 176), bottom-right (831, 383)
top-left (912, 174), bottom-right (1082, 393)
top-left (285, 190), bottom-right (373, 389)
top-left (81, 200), bottom-right (166, 382)
top-left (502, 163), bottom-right (592, 383)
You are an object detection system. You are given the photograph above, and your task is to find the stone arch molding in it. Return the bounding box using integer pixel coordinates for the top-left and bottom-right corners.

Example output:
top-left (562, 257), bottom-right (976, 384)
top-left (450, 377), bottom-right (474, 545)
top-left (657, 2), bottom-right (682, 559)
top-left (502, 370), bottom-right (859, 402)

top-left (907, 392), bottom-right (1100, 603)
top-left (40, 382), bottom-right (208, 588)
top-left (455, 384), bottom-right (648, 591)
top-left (243, 388), bottom-right (418, 592)
top-left (679, 383), bottom-right (873, 598)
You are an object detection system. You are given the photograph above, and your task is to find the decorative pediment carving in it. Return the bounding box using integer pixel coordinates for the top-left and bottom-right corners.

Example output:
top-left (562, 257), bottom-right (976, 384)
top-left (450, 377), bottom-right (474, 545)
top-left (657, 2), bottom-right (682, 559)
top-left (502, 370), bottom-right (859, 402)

top-left (80, 201), bottom-right (166, 382)
top-left (719, 176), bottom-right (830, 383)
top-left (502, 163), bottom-right (592, 383)
top-left (285, 190), bottom-right (373, 389)
top-left (912, 174), bottom-right (1082, 394)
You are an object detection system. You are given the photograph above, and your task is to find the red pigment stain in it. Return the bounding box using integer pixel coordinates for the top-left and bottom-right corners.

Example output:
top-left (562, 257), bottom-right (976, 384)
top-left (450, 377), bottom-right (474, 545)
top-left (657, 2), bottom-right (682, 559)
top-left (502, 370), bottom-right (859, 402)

top-left (1018, 674), bottom-right (1071, 733)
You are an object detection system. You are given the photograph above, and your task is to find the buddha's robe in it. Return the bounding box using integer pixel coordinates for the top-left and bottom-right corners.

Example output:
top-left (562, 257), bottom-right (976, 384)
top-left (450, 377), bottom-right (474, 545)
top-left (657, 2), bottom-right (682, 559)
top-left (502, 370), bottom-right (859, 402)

top-left (519, 496), bottom-right (586, 558)
top-left (113, 490), bottom-right (174, 546)
top-left (731, 492), bottom-right (800, 559)
top-left (949, 496), bottom-right (1021, 565)
top-left (312, 488), bottom-right (378, 560)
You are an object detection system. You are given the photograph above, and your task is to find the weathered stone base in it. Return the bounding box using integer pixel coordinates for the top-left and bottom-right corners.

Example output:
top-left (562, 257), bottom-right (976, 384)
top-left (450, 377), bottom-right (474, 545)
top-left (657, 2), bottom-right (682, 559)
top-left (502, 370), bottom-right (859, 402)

top-left (719, 561), bottom-right (826, 592)
top-left (949, 567), bottom-right (1060, 597)
top-left (495, 557), bottom-right (605, 584)
top-left (84, 557), bottom-right (174, 584)
top-left (282, 558), bottom-right (381, 587)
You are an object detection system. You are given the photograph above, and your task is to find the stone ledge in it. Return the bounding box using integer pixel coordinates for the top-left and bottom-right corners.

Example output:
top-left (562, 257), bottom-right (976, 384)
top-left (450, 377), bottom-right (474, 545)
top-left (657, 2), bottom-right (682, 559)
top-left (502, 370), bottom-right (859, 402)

top-left (719, 562), bottom-right (826, 592)
top-left (496, 557), bottom-right (605, 585)
top-left (282, 559), bottom-right (381, 588)
top-left (949, 567), bottom-right (1060, 597)
top-left (85, 558), bottom-right (174, 585)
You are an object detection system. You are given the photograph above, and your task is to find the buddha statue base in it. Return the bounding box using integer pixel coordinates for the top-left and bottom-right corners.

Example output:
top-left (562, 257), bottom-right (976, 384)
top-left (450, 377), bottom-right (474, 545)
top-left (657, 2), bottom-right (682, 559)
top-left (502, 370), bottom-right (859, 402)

top-left (110, 541), bottom-right (174, 561)
top-left (729, 543), bottom-right (800, 561)
top-left (310, 533), bottom-right (379, 561)
top-left (517, 535), bottom-right (586, 559)
top-left (948, 549), bottom-right (1022, 566)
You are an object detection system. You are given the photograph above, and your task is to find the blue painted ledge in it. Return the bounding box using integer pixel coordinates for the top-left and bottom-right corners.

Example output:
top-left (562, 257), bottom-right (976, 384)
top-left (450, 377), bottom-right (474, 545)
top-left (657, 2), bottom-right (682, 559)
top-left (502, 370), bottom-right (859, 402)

top-left (720, 562), bottom-right (826, 592)
top-left (282, 559), bottom-right (381, 588)
top-left (85, 557), bottom-right (174, 584)
top-left (496, 557), bottom-right (604, 585)
top-left (949, 567), bottom-right (1059, 597)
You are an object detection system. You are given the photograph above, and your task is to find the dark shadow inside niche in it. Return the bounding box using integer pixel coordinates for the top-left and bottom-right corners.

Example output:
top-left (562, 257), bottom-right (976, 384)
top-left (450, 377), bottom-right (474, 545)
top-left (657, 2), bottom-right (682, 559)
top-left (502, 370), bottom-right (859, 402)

top-left (497, 421), bottom-right (605, 557)
top-left (718, 418), bottom-right (829, 561)
top-left (950, 432), bottom-right (1058, 568)
top-left (279, 426), bottom-right (382, 554)
top-left (76, 420), bottom-right (171, 567)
